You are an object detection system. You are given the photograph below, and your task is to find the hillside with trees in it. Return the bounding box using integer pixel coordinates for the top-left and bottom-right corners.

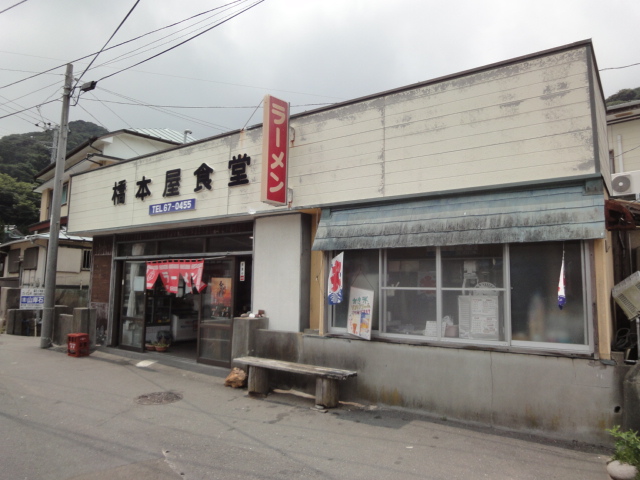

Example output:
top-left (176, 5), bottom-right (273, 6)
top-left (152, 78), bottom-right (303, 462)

top-left (606, 87), bottom-right (640, 106)
top-left (0, 120), bottom-right (108, 239)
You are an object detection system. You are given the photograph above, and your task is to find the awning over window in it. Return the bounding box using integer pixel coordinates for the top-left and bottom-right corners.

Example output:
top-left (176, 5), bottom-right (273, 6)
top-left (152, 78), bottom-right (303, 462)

top-left (312, 184), bottom-right (606, 251)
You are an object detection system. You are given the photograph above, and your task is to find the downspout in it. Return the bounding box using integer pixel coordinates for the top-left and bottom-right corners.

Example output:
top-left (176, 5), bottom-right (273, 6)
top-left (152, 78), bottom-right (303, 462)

top-left (617, 135), bottom-right (625, 173)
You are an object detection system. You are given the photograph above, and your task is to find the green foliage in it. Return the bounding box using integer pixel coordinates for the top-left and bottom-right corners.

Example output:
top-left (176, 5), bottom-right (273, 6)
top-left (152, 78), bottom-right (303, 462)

top-left (606, 87), bottom-right (640, 106)
top-left (0, 173), bottom-right (40, 234)
top-left (608, 425), bottom-right (640, 473)
top-left (0, 120), bottom-right (108, 183)
top-left (0, 121), bottom-right (108, 236)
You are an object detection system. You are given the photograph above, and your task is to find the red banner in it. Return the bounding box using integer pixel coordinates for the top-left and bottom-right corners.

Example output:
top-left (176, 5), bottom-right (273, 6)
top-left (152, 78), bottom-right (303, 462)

top-left (146, 260), bottom-right (206, 293)
top-left (261, 94), bottom-right (289, 206)
top-left (146, 262), bottom-right (160, 289)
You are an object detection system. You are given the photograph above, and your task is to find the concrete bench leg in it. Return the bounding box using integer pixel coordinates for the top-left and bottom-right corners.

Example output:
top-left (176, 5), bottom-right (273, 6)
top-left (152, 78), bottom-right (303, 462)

top-left (316, 377), bottom-right (339, 408)
top-left (248, 366), bottom-right (269, 396)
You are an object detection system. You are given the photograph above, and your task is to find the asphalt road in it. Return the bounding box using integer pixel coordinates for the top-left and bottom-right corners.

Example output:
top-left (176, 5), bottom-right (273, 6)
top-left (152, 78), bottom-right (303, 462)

top-left (0, 334), bottom-right (611, 480)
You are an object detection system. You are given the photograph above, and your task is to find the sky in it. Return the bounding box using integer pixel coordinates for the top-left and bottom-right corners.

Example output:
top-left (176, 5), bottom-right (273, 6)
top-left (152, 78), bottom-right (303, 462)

top-left (0, 0), bottom-right (639, 141)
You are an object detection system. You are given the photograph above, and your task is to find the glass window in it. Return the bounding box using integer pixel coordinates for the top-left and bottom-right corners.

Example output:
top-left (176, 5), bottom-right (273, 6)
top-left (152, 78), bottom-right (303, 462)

top-left (206, 234), bottom-right (253, 253)
top-left (383, 248), bottom-right (436, 336)
top-left (82, 250), bottom-right (92, 270)
top-left (158, 237), bottom-right (204, 255)
top-left (510, 241), bottom-right (586, 345)
top-left (23, 247), bottom-right (39, 270)
top-left (331, 249), bottom-right (379, 330)
top-left (7, 249), bottom-right (20, 273)
top-left (117, 242), bottom-right (156, 257)
top-left (441, 245), bottom-right (505, 341)
top-left (329, 241), bottom-right (588, 350)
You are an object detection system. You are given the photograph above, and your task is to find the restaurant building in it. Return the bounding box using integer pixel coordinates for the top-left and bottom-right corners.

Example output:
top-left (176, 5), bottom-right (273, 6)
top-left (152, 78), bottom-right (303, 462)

top-left (68, 40), bottom-right (623, 444)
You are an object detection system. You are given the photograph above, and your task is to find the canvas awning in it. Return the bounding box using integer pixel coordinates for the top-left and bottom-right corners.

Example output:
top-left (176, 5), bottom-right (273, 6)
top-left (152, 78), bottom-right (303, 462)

top-left (312, 184), bottom-right (606, 251)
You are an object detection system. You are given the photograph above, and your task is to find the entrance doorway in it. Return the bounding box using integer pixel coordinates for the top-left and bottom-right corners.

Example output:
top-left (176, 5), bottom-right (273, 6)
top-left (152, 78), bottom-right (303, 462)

top-left (117, 255), bottom-right (252, 367)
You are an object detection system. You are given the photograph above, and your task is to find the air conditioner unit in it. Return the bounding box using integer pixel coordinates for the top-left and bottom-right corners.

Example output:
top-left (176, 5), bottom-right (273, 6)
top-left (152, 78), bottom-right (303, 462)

top-left (611, 171), bottom-right (640, 196)
top-left (612, 271), bottom-right (640, 319)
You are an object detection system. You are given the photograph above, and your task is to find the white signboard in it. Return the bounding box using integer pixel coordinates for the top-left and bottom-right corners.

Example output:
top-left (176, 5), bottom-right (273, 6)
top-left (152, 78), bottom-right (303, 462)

top-left (20, 288), bottom-right (45, 310)
top-left (347, 287), bottom-right (374, 340)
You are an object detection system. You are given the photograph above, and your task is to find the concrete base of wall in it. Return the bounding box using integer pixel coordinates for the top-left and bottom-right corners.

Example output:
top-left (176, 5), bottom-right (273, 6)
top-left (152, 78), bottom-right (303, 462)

top-left (232, 317), bottom-right (269, 359)
top-left (287, 334), bottom-right (624, 445)
top-left (5, 309), bottom-right (41, 336)
top-left (53, 308), bottom-right (97, 346)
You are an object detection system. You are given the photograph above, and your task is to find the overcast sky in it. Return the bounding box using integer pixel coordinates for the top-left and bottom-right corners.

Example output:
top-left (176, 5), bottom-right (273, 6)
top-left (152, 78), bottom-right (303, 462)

top-left (0, 0), bottom-right (638, 141)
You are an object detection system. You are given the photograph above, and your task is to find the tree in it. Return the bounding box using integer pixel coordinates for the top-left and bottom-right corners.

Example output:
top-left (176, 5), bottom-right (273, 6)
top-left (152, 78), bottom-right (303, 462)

top-left (0, 121), bottom-right (108, 236)
top-left (606, 87), bottom-right (640, 106)
top-left (0, 121), bottom-right (108, 183)
top-left (0, 173), bottom-right (40, 234)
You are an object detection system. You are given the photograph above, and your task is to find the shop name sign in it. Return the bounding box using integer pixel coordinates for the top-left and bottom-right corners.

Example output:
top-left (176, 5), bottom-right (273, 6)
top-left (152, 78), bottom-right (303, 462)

top-left (109, 155), bottom-right (252, 214)
top-left (261, 94), bottom-right (289, 206)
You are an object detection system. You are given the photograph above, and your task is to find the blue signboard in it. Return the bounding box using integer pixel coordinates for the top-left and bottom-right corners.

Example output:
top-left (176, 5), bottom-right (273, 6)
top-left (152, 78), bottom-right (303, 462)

top-left (149, 199), bottom-right (196, 215)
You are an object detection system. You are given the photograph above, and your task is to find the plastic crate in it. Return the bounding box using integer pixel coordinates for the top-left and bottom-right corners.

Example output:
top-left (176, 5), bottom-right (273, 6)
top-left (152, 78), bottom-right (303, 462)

top-left (67, 333), bottom-right (90, 357)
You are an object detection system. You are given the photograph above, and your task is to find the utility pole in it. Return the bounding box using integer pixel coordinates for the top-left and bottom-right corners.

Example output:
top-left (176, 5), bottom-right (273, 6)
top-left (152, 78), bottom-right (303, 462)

top-left (40, 64), bottom-right (73, 348)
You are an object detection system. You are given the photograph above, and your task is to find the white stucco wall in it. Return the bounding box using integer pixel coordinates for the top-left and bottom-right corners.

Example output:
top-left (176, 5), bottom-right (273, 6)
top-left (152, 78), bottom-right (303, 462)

top-left (68, 44), bottom-right (604, 236)
top-left (253, 214), bottom-right (310, 332)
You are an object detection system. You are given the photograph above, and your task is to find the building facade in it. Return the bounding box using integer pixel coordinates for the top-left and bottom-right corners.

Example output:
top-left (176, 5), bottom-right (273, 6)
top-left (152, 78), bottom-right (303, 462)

top-left (68, 41), bottom-right (623, 444)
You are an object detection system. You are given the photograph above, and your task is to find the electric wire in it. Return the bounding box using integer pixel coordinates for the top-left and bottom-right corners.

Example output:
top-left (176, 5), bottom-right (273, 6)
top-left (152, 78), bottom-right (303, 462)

top-left (87, 91), bottom-right (130, 129)
top-left (76, 102), bottom-right (109, 131)
top-left (81, 98), bottom-right (334, 109)
top-left (96, 0), bottom-right (265, 83)
top-left (94, 1), bottom-right (248, 70)
top-left (0, 99), bottom-right (57, 120)
top-left (0, 0), bottom-right (246, 91)
top-left (73, 0), bottom-right (141, 90)
top-left (98, 87), bottom-right (232, 132)
top-left (600, 62), bottom-right (640, 72)
top-left (0, 0), bottom-right (27, 15)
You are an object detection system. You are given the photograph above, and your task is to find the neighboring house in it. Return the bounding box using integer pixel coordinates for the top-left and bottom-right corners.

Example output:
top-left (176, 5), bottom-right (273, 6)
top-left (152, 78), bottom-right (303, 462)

top-left (606, 101), bottom-right (640, 331)
top-left (0, 129), bottom-right (195, 322)
top-left (67, 40), bottom-right (626, 444)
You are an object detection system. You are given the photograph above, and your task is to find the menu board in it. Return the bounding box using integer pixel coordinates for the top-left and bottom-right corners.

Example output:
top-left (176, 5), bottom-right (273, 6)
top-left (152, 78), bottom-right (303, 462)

top-left (458, 295), bottom-right (499, 340)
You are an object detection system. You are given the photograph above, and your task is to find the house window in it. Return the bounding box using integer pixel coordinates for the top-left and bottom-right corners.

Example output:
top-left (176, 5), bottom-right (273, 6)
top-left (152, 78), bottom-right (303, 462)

top-left (47, 183), bottom-right (69, 217)
top-left (330, 241), bottom-right (589, 352)
top-left (82, 250), bottom-right (92, 270)
top-left (7, 249), bottom-right (20, 274)
top-left (23, 247), bottom-right (39, 270)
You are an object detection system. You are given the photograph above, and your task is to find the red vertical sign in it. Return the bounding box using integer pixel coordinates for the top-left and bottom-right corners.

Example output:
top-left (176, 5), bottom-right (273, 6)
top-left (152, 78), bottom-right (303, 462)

top-left (261, 95), bottom-right (289, 206)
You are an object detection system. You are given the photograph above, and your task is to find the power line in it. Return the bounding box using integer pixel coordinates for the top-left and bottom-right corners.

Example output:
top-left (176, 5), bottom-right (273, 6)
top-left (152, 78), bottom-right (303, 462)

top-left (0, 0), bottom-right (27, 15)
top-left (81, 98), bottom-right (334, 109)
top-left (98, 87), bottom-right (232, 132)
top-left (0, 0), bottom-right (245, 91)
top-left (94, 1), bottom-right (248, 71)
top-left (73, 0), bottom-right (141, 90)
top-left (97, 0), bottom-right (265, 83)
top-left (600, 62), bottom-right (640, 72)
top-left (0, 99), bottom-right (58, 120)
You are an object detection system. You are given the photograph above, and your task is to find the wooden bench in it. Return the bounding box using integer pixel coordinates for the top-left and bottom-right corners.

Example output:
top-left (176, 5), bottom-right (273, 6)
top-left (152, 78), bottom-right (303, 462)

top-left (234, 356), bottom-right (357, 408)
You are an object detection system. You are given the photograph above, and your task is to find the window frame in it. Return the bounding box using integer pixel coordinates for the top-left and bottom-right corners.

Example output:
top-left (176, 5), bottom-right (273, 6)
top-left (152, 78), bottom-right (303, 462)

top-left (81, 249), bottom-right (92, 270)
top-left (328, 241), bottom-right (593, 354)
top-left (23, 247), bottom-right (39, 270)
top-left (7, 249), bottom-right (21, 274)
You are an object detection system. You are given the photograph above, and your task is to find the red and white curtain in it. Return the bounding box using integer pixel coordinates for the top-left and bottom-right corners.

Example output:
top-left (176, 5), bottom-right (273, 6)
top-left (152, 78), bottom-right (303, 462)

top-left (146, 260), bottom-right (206, 293)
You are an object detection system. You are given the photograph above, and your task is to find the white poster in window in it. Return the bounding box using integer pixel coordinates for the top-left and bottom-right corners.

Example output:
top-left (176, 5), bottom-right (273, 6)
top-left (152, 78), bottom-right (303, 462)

top-left (347, 287), bottom-right (373, 340)
top-left (470, 296), bottom-right (499, 338)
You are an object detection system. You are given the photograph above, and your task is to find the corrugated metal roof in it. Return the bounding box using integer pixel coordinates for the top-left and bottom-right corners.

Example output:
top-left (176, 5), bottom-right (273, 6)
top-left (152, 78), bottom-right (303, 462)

top-left (128, 128), bottom-right (197, 144)
top-left (312, 184), bottom-right (606, 251)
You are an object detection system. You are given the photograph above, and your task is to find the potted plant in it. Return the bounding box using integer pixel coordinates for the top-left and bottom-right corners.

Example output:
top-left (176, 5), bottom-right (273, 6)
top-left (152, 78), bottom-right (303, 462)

top-left (155, 341), bottom-right (169, 352)
top-left (145, 343), bottom-right (156, 351)
top-left (607, 426), bottom-right (640, 480)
